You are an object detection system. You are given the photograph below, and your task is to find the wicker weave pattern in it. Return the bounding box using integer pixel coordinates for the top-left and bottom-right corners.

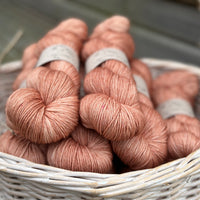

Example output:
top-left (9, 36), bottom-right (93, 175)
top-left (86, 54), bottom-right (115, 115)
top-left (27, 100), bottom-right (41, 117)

top-left (0, 59), bottom-right (200, 199)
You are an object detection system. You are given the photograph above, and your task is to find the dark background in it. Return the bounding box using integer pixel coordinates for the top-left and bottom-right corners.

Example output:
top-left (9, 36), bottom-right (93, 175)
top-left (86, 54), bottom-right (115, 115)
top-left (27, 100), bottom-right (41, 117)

top-left (0, 0), bottom-right (200, 65)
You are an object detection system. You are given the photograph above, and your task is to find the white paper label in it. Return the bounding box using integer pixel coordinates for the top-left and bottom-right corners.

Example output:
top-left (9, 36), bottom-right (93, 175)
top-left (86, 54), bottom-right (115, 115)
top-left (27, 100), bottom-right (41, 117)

top-left (157, 98), bottom-right (195, 119)
top-left (85, 48), bottom-right (130, 74)
top-left (36, 44), bottom-right (79, 71)
top-left (19, 80), bottom-right (26, 88)
top-left (133, 75), bottom-right (150, 98)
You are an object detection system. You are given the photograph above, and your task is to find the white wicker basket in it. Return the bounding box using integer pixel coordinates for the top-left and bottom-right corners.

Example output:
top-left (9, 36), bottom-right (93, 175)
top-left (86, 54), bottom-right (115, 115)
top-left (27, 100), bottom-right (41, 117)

top-left (1, 59), bottom-right (200, 200)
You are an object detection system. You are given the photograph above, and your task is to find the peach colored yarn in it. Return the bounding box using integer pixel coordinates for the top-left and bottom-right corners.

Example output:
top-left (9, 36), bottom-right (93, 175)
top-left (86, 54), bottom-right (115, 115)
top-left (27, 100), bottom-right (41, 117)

top-left (13, 18), bottom-right (87, 90)
top-left (47, 125), bottom-right (113, 173)
top-left (152, 70), bottom-right (200, 159)
top-left (0, 131), bottom-right (45, 164)
top-left (80, 16), bottom-right (144, 141)
top-left (6, 18), bottom-right (88, 144)
top-left (131, 59), bottom-right (153, 94)
top-left (131, 59), bottom-right (154, 108)
top-left (112, 60), bottom-right (167, 170)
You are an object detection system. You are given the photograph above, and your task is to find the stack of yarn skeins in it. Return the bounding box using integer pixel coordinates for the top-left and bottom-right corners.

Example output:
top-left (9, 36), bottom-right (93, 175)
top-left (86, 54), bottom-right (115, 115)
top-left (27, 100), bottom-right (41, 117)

top-left (1, 16), bottom-right (200, 174)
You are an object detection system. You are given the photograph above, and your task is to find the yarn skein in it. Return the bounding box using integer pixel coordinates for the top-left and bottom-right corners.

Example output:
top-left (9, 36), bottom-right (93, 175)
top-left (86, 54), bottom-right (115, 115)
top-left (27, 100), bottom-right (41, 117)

top-left (47, 124), bottom-right (113, 173)
top-left (80, 16), bottom-right (144, 141)
top-left (131, 59), bottom-right (153, 107)
top-left (6, 18), bottom-right (88, 144)
top-left (152, 70), bottom-right (200, 159)
top-left (0, 131), bottom-right (46, 164)
top-left (13, 18), bottom-right (87, 90)
top-left (112, 60), bottom-right (168, 170)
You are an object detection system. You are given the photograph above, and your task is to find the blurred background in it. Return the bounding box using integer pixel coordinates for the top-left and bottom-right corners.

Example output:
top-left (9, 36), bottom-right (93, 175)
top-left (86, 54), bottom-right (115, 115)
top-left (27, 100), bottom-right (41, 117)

top-left (0, 0), bottom-right (200, 65)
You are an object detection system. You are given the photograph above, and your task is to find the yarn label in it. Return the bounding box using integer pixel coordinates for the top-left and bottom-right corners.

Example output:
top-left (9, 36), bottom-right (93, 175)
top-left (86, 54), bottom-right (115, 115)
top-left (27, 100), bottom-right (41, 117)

top-left (36, 44), bottom-right (79, 71)
top-left (85, 48), bottom-right (130, 74)
top-left (133, 75), bottom-right (150, 98)
top-left (157, 99), bottom-right (195, 119)
top-left (19, 80), bottom-right (26, 88)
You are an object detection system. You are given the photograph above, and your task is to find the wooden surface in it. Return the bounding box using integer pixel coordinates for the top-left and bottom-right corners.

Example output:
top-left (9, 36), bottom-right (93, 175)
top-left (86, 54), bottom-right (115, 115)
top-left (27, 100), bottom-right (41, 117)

top-left (0, 0), bottom-right (200, 65)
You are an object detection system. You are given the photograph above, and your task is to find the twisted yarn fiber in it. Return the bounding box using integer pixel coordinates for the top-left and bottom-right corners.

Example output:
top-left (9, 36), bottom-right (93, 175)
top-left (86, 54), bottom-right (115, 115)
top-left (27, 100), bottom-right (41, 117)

top-left (13, 19), bottom-right (87, 90)
top-left (47, 124), bottom-right (113, 173)
top-left (131, 59), bottom-right (153, 107)
top-left (0, 131), bottom-right (45, 164)
top-left (112, 60), bottom-right (167, 170)
top-left (152, 70), bottom-right (200, 159)
top-left (5, 19), bottom-right (88, 144)
top-left (80, 16), bottom-right (144, 141)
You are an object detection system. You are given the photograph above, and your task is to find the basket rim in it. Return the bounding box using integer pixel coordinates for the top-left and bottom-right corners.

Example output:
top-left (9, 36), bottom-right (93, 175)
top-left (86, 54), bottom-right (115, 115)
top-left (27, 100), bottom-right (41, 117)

top-left (1, 150), bottom-right (200, 197)
top-left (1, 58), bottom-right (200, 198)
top-left (141, 58), bottom-right (200, 75)
top-left (0, 60), bottom-right (22, 73)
